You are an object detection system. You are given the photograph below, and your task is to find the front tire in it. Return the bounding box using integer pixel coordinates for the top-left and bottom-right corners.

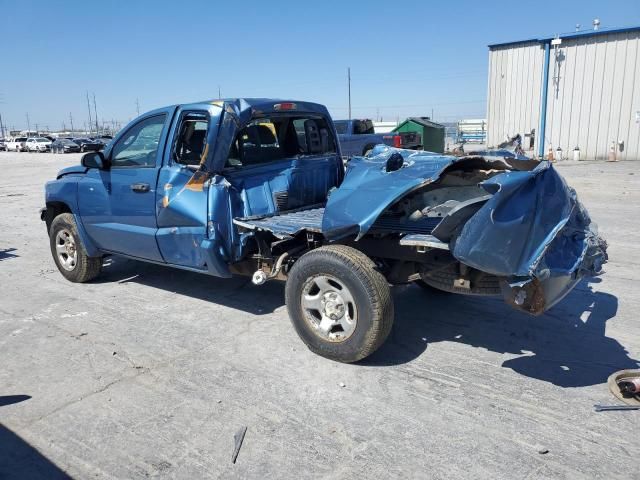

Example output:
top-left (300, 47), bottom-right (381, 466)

top-left (49, 213), bottom-right (102, 282)
top-left (285, 245), bottom-right (393, 363)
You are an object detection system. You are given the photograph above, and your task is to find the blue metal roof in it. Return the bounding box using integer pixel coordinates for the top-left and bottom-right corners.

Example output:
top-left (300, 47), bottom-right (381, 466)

top-left (488, 25), bottom-right (640, 49)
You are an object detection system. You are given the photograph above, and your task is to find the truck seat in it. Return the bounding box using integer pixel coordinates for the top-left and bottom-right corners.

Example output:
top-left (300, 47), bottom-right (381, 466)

top-left (180, 129), bottom-right (206, 165)
top-left (304, 120), bottom-right (322, 154)
top-left (240, 125), bottom-right (282, 165)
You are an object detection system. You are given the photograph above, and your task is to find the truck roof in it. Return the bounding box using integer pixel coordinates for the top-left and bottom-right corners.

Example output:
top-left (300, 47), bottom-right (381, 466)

top-left (144, 98), bottom-right (332, 118)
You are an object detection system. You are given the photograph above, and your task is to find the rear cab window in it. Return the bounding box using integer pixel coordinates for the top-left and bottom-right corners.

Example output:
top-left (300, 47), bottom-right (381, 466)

top-left (353, 120), bottom-right (374, 135)
top-left (225, 115), bottom-right (336, 169)
top-left (333, 121), bottom-right (348, 134)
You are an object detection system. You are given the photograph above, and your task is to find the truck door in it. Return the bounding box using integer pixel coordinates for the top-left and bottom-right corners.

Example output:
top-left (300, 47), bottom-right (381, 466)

top-left (77, 113), bottom-right (170, 261)
top-left (155, 110), bottom-right (211, 269)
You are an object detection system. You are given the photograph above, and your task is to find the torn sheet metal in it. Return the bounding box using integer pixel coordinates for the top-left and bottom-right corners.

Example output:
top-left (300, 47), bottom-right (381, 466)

top-left (321, 146), bottom-right (607, 314)
top-left (321, 147), bottom-right (457, 240)
top-left (321, 146), bottom-right (516, 240)
top-left (452, 161), bottom-right (607, 313)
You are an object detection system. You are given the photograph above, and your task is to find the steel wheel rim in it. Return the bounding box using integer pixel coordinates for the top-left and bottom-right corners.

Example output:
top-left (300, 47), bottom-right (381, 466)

top-left (301, 274), bottom-right (357, 342)
top-left (55, 228), bottom-right (77, 271)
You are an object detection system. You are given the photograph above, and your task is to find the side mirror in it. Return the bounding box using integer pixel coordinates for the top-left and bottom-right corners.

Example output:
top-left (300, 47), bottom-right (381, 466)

top-left (81, 151), bottom-right (106, 170)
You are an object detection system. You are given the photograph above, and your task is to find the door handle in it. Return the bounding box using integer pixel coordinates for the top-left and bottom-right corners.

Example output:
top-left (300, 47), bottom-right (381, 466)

top-left (131, 183), bottom-right (150, 193)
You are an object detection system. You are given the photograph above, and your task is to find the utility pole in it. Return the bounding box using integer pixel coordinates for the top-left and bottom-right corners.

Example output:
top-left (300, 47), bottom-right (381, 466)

top-left (93, 93), bottom-right (99, 135)
top-left (69, 112), bottom-right (74, 133)
top-left (218, 86), bottom-right (221, 98)
top-left (347, 67), bottom-right (351, 120)
top-left (135, 98), bottom-right (140, 116)
top-left (35, 123), bottom-right (39, 135)
top-left (86, 91), bottom-right (93, 135)
top-left (0, 112), bottom-right (5, 138)
top-left (26, 113), bottom-right (30, 135)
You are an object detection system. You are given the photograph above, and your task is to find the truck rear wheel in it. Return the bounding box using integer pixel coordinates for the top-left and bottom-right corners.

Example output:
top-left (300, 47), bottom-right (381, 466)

top-left (49, 213), bottom-right (102, 283)
top-left (285, 245), bottom-right (393, 363)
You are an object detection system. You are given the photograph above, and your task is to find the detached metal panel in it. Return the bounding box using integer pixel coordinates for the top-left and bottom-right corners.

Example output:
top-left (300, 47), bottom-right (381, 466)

top-left (486, 42), bottom-right (544, 151)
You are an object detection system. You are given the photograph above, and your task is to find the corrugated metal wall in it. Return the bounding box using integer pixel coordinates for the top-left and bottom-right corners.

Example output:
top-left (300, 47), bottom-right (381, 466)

top-left (487, 30), bottom-right (640, 160)
top-left (486, 42), bottom-right (544, 151)
top-left (545, 31), bottom-right (640, 160)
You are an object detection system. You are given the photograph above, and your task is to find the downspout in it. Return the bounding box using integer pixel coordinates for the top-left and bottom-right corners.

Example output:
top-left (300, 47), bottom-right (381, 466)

top-left (537, 42), bottom-right (551, 158)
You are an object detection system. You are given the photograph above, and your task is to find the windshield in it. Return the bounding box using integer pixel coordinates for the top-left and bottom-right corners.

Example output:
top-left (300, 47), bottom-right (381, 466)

top-left (333, 121), bottom-right (347, 134)
top-left (36, 138), bottom-right (48, 143)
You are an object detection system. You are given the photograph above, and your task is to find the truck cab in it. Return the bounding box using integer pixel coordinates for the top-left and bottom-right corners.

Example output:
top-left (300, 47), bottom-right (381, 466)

top-left (43, 99), bottom-right (342, 276)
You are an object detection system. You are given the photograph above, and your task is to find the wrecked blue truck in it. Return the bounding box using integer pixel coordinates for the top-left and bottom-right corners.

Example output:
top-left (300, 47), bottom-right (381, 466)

top-left (42, 98), bottom-right (607, 362)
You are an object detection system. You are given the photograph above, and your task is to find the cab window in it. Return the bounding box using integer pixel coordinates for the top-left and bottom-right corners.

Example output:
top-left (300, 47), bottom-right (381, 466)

top-left (173, 113), bottom-right (209, 166)
top-left (226, 116), bottom-right (336, 168)
top-left (111, 114), bottom-right (166, 168)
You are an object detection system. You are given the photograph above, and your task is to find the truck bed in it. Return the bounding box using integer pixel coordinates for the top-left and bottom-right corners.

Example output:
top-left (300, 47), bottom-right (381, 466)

top-left (233, 206), bottom-right (444, 241)
top-left (233, 207), bottom-right (325, 238)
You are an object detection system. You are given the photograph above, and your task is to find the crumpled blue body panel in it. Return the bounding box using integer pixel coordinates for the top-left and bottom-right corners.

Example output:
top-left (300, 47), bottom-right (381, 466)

top-left (451, 161), bottom-right (605, 278)
top-left (321, 147), bottom-right (607, 313)
top-left (322, 147), bottom-right (456, 240)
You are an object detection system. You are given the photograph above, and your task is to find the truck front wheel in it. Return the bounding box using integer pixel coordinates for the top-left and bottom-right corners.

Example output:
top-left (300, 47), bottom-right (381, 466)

top-left (49, 213), bottom-right (102, 283)
top-left (285, 245), bottom-right (393, 363)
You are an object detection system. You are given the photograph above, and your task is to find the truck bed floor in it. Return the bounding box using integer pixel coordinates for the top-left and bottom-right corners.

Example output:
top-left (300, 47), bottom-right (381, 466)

top-left (233, 207), bottom-right (325, 238)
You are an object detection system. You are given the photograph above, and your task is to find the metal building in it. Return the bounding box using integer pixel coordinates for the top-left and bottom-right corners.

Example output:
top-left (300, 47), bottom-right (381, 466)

top-left (486, 26), bottom-right (640, 160)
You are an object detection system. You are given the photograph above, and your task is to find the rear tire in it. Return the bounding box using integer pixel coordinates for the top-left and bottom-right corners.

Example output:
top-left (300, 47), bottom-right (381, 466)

top-left (285, 245), bottom-right (393, 363)
top-left (49, 213), bottom-right (102, 283)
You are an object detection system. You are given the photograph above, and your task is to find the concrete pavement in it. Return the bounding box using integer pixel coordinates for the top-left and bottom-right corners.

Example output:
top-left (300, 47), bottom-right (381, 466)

top-left (0, 151), bottom-right (638, 479)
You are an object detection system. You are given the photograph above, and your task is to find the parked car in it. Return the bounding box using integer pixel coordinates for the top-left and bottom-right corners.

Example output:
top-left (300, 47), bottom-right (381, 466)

top-left (0, 138), bottom-right (7, 151)
top-left (6, 137), bottom-right (28, 152)
top-left (93, 137), bottom-right (112, 150)
top-left (25, 137), bottom-right (52, 152)
top-left (41, 98), bottom-right (607, 363)
top-left (51, 138), bottom-right (81, 154)
top-left (334, 119), bottom-right (421, 159)
top-left (71, 137), bottom-right (102, 152)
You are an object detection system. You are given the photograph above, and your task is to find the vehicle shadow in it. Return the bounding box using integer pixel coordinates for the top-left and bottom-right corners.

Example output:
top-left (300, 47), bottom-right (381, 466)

top-left (96, 257), bottom-right (636, 387)
top-left (96, 257), bottom-right (286, 315)
top-left (0, 248), bottom-right (18, 261)
top-left (364, 278), bottom-right (637, 388)
top-left (0, 423), bottom-right (72, 479)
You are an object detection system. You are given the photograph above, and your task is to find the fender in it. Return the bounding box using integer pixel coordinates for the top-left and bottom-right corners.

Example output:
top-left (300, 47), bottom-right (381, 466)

top-left (44, 176), bottom-right (100, 257)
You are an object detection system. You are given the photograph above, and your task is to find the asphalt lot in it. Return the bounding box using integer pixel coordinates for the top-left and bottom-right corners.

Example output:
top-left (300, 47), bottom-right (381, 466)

top-left (1, 151), bottom-right (639, 479)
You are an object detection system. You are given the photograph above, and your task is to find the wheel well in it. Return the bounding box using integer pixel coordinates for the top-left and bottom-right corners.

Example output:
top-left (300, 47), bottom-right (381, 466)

top-left (44, 201), bottom-right (72, 232)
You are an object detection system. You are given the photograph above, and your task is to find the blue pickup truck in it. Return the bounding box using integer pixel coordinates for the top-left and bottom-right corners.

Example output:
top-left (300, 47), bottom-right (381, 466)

top-left (333, 119), bottom-right (421, 159)
top-left (42, 98), bottom-right (607, 362)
